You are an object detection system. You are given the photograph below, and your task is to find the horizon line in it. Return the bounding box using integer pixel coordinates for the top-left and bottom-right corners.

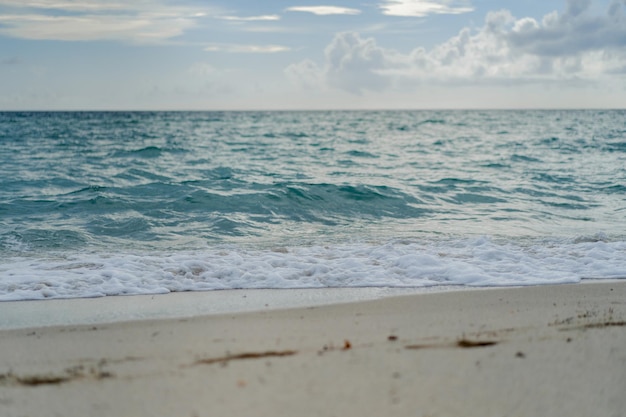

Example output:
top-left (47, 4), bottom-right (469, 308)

top-left (1, 107), bottom-right (625, 112)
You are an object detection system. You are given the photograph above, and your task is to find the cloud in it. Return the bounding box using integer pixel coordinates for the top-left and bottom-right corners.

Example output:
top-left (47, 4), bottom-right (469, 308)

top-left (286, 6), bottom-right (361, 16)
top-left (287, 0), bottom-right (626, 93)
top-left (379, 0), bottom-right (473, 17)
top-left (0, 0), bottom-right (208, 43)
top-left (285, 59), bottom-right (325, 89)
top-left (507, 0), bottom-right (626, 57)
top-left (323, 32), bottom-right (396, 93)
top-left (205, 44), bottom-right (290, 53)
top-left (0, 0), bottom-right (128, 12)
top-left (220, 15), bottom-right (281, 22)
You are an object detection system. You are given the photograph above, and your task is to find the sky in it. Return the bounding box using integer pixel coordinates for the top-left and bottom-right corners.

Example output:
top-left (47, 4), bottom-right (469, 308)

top-left (0, 0), bottom-right (625, 110)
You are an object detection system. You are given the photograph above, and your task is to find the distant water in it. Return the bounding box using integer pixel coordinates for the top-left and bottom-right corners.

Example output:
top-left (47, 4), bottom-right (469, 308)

top-left (1, 110), bottom-right (625, 300)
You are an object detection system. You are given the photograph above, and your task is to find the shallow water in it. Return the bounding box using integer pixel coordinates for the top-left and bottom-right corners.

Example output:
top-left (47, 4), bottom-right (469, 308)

top-left (1, 110), bottom-right (625, 300)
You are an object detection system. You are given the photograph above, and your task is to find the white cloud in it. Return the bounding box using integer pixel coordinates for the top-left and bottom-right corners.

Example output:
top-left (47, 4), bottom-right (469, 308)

top-left (287, 0), bottom-right (626, 94)
top-left (285, 59), bottom-right (325, 89)
top-left (0, 0), bottom-right (128, 11)
top-left (205, 44), bottom-right (290, 53)
top-left (379, 0), bottom-right (473, 17)
top-left (323, 32), bottom-right (396, 93)
top-left (220, 15), bottom-right (281, 22)
top-left (0, 0), bottom-right (208, 42)
top-left (286, 6), bottom-right (361, 16)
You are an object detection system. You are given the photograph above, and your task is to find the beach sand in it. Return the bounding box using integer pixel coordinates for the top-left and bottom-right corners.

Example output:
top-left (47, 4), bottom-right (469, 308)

top-left (1, 281), bottom-right (625, 417)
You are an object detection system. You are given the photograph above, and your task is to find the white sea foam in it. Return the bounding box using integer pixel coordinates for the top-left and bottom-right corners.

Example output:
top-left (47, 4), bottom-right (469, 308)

top-left (1, 236), bottom-right (625, 301)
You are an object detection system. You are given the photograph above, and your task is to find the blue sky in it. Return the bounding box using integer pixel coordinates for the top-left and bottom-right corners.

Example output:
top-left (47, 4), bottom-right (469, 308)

top-left (0, 0), bottom-right (624, 109)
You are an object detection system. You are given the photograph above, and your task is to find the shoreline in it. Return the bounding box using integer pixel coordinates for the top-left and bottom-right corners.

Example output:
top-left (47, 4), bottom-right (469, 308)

top-left (0, 285), bottom-right (486, 331)
top-left (1, 281), bottom-right (625, 416)
top-left (0, 280), bottom-right (622, 330)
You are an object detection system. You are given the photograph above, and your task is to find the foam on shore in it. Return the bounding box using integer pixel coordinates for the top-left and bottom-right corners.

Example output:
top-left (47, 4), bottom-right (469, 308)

top-left (3, 236), bottom-right (625, 301)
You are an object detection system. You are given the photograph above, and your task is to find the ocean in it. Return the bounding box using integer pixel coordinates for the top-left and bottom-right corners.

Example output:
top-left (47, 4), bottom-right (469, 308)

top-left (1, 110), bottom-right (625, 301)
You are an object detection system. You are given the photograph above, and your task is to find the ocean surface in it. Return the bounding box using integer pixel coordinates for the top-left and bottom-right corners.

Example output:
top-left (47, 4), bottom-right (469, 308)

top-left (1, 110), bottom-right (625, 301)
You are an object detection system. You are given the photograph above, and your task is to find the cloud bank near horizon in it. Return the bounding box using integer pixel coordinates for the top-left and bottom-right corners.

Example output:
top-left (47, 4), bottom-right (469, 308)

top-left (287, 0), bottom-right (626, 94)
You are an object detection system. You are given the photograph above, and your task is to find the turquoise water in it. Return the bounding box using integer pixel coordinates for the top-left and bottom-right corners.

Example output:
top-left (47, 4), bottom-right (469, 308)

top-left (1, 110), bottom-right (625, 299)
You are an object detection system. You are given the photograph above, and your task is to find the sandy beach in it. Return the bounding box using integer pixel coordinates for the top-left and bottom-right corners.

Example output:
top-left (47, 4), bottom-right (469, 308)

top-left (1, 281), bottom-right (625, 417)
